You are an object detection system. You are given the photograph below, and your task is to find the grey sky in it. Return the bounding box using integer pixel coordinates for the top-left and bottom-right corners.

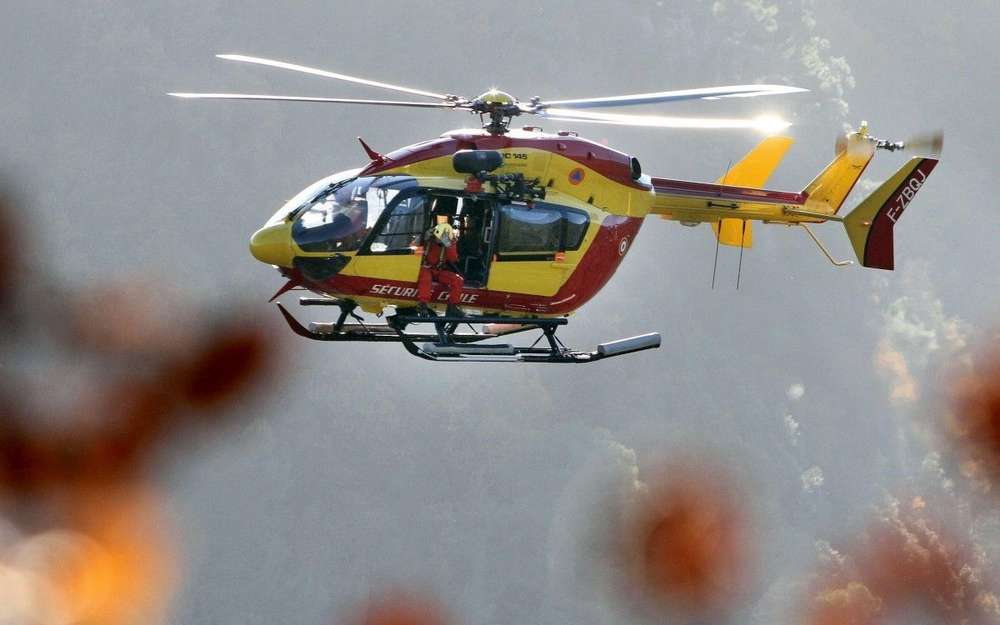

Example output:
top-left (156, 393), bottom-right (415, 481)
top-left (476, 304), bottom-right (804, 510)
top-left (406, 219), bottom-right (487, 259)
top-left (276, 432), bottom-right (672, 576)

top-left (1, 1), bottom-right (998, 624)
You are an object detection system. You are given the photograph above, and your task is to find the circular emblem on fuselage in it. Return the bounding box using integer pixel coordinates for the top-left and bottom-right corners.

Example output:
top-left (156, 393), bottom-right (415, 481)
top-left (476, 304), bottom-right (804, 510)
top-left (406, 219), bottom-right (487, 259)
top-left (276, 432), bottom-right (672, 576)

top-left (618, 237), bottom-right (629, 256)
top-left (568, 167), bottom-right (585, 185)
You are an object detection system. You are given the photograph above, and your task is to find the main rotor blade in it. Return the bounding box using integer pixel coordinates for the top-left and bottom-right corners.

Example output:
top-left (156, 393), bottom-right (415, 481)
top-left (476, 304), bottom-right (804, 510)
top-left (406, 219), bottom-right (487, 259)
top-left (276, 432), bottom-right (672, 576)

top-left (168, 93), bottom-right (464, 108)
top-left (216, 54), bottom-right (450, 100)
top-left (539, 84), bottom-right (807, 110)
top-left (539, 108), bottom-right (792, 132)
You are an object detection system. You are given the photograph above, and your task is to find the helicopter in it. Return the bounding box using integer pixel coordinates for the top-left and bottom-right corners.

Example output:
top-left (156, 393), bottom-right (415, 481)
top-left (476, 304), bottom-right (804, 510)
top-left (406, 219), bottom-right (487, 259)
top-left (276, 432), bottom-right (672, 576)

top-left (171, 54), bottom-right (941, 363)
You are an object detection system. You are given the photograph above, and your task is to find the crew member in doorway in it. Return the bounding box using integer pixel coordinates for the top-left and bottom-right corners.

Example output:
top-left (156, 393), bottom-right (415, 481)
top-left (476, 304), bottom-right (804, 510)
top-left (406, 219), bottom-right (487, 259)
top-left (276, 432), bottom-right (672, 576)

top-left (417, 222), bottom-right (465, 316)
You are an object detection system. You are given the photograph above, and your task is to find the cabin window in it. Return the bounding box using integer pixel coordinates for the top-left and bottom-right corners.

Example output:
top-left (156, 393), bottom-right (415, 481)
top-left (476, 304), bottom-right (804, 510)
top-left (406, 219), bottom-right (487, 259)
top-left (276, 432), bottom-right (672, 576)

top-left (563, 209), bottom-right (589, 251)
top-left (497, 205), bottom-right (562, 254)
top-left (367, 192), bottom-right (429, 254)
top-left (496, 203), bottom-right (590, 258)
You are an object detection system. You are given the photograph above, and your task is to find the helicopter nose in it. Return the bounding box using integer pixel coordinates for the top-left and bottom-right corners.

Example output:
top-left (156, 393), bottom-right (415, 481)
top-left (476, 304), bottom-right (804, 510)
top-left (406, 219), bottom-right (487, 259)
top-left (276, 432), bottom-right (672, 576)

top-left (249, 223), bottom-right (293, 267)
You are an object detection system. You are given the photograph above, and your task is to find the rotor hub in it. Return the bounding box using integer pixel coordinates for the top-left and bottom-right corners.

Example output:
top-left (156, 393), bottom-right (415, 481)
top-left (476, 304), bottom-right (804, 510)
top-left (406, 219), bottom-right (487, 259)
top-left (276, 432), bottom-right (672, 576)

top-left (469, 89), bottom-right (523, 135)
top-left (477, 89), bottom-right (516, 107)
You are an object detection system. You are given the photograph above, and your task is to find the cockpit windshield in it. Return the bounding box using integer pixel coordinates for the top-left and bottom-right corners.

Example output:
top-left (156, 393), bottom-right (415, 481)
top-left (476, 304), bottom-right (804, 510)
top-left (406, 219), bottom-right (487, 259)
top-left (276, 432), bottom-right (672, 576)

top-left (291, 175), bottom-right (416, 253)
top-left (265, 168), bottom-right (361, 227)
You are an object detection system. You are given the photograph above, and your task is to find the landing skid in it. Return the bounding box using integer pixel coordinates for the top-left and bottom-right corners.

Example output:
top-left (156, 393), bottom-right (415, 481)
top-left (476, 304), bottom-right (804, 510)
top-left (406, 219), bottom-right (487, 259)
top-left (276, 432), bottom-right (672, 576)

top-left (276, 300), bottom-right (660, 363)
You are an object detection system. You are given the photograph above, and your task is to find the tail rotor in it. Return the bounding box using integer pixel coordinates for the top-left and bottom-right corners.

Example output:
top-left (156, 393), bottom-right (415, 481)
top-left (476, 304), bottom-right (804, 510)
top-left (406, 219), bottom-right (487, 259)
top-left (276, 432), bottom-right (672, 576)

top-left (881, 129), bottom-right (944, 156)
top-left (836, 124), bottom-right (943, 157)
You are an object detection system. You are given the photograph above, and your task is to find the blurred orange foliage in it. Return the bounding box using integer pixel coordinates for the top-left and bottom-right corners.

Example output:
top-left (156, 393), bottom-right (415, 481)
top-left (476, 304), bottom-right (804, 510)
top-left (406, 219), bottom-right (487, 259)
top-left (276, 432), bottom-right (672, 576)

top-left (0, 183), bottom-right (280, 625)
top-left (615, 457), bottom-right (753, 621)
top-left (802, 494), bottom-right (999, 625)
top-left (942, 332), bottom-right (1000, 495)
top-left (346, 591), bottom-right (452, 625)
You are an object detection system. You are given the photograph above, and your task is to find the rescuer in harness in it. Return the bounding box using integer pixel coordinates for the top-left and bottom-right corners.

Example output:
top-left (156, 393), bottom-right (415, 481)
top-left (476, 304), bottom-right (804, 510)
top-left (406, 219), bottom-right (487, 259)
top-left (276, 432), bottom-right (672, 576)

top-left (417, 222), bottom-right (465, 317)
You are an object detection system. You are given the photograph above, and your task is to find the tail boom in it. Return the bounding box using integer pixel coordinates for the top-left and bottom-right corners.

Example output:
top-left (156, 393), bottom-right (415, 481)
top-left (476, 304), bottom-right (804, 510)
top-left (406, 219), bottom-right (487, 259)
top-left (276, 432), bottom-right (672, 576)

top-left (646, 125), bottom-right (938, 271)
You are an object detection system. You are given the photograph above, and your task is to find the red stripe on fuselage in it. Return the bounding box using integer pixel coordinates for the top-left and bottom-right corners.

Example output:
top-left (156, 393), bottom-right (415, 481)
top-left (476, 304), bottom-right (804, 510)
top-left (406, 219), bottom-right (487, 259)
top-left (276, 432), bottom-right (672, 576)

top-left (315, 214), bottom-right (644, 316)
top-left (360, 129), bottom-right (648, 190)
top-left (650, 177), bottom-right (806, 205)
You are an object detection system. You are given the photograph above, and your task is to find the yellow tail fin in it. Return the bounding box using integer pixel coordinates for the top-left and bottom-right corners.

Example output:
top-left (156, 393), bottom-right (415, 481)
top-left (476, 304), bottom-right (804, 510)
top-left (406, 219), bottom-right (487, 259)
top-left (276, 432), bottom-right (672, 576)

top-left (711, 136), bottom-right (794, 248)
top-left (803, 131), bottom-right (877, 215)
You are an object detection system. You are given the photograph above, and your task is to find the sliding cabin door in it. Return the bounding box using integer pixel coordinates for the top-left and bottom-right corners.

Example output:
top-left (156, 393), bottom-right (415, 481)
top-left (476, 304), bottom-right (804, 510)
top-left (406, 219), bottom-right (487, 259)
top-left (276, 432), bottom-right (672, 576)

top-left (486, 201), bottom-right (589, 298)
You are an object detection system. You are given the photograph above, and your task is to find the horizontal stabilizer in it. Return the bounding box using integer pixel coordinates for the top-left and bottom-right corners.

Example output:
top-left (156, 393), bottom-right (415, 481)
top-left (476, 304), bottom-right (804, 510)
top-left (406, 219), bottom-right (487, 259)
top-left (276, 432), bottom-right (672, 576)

top-left (843, 157), bottom-right (938, 269)
top-left (716, 136), bottom-right (794, 188)
top-left (709, 136), bottom-right (792, 248)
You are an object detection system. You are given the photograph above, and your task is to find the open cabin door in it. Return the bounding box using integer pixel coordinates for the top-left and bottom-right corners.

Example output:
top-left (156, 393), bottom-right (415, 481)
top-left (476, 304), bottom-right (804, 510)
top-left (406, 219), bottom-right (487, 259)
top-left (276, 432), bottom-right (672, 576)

top-left (454, 197), bottom-right (495, 288)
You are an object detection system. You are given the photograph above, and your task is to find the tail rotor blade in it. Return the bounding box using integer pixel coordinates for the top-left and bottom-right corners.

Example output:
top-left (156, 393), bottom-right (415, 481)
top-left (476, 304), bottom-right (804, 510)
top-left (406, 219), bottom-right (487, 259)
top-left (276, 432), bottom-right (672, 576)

top-left (904, 130), bottom-right (944, 156)
top-left (872, 129), bottom-right (944, 156)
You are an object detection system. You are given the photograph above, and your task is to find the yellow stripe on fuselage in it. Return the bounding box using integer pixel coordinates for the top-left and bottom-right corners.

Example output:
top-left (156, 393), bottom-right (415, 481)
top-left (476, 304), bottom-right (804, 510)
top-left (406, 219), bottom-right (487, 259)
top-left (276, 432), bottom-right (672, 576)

top-left (375, 148), bottom-right (655, 217)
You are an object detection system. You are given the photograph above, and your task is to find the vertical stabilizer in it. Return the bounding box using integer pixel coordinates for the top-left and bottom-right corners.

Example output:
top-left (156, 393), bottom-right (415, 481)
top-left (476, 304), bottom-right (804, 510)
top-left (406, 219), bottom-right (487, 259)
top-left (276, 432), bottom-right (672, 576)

top-left (803, 128), bottom-right (877, 214)
top-left (842, 157), bottom-right (938, 269)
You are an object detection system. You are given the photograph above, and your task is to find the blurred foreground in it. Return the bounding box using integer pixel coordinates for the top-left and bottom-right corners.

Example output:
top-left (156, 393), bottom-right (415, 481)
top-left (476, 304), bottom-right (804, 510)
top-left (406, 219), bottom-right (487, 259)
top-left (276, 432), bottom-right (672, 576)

top-left (0, 182), bottom-right (280, 624)
top-left (0, 177), bottom-right (998, 625)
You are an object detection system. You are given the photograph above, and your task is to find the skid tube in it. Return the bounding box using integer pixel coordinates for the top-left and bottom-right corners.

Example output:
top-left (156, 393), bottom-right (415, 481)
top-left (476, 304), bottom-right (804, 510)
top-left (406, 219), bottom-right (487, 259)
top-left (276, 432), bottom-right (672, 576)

top-left (276, 301), bottom-right (661, 363)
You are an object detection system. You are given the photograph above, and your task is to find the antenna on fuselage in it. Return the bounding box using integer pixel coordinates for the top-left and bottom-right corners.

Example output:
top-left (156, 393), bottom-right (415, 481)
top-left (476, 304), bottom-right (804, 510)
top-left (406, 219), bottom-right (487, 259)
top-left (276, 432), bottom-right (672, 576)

top-left (711, 229), bottom-right (721, 290)
top-left (736, 219), bottom-right (748, 289)
top-left (710, 159), bottom-right (732, 290)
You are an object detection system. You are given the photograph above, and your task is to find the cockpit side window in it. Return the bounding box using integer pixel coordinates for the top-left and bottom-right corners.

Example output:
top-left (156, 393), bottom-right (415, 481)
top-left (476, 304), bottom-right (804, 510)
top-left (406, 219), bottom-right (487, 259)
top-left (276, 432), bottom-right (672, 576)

top-left (367, 191), bottom-right (429, 254)
top-left (291, 176), bottom-right (415, 253)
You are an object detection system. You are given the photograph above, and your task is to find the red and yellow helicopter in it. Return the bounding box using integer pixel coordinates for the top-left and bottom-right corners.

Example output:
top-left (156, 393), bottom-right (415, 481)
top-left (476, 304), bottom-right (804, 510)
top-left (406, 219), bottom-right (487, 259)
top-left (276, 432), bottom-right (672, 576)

top-left (172, 54), bottom-right (941, 363)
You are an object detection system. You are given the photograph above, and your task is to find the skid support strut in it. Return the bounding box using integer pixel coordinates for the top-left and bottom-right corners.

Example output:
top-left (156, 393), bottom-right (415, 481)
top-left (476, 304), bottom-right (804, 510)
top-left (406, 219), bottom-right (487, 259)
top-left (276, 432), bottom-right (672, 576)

top-left (275, 300), bottom-right (661, 363)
